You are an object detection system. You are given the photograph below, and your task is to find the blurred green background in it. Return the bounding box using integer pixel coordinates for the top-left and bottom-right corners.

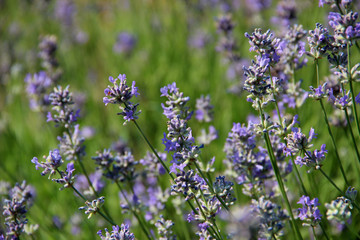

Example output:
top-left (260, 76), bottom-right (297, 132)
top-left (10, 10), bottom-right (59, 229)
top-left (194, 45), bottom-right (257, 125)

top-left (1, 0), bottom-right (359, 239)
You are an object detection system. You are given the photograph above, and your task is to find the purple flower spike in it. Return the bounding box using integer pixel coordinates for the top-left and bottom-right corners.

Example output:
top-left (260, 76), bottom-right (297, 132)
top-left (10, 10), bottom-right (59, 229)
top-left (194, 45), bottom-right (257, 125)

top-left (297, 195), bottom-right (322, 226)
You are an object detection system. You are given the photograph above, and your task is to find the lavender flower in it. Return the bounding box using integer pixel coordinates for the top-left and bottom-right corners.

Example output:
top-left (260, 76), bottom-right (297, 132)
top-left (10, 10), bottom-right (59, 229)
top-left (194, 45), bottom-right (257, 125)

top-left (57, 124), bottom-right (85, 161)
top-left (252, 196), bottom-right (288, 239)
top-left (309, 82), bottom-right (329, 100)
top-left (345, 186), bottom-right (358, 202)
top-left (284, 127), bottom-right (317, 156)
top-left (326, 197), bottom-right (353, 224)
top-left (31, 149), bottom-right (63, 179)
top-left (47, 85), bottom-right (80, 128)
top-left (307, 23), bottom-right (334, 59)
top-left (2, 182), bottom-right (36, 239)
top-left (171, 170), bottom-right (205, 201)
top-left (38, 35), bottom-right (62, 80)
top-left (195, 95), bottom-right (214, 122)
top-left (160, 82), bottom-right (193, 120)
top-left (113, 32), bottom-right (137, 55)
top-left (294, 144), bottom-right (328, 171)
top-left (24, 71), bottom-right (52, 111)
top-left (216, 15), bottom-right (235, 35)
top-left (79, 196), bottom-right (105, 219)
top-left (297, 195), bottom-right (322, 226)
top-left (328, 11), bottom-right (360, 45)
top-left (213, 176), bottom-right (236, 206)
top-left (97, 224), bottom-right (135, 240)
top-left (103, 74), bottom-right (141, 124)
top-left (243, 55), bottom-right (272, 97)
top-left (92, 149), bottom-right (138, 182)
top-left (155, 216), bottom-right (176, 240)
top-left (52, 162), bottom-right (76, 190)
top-left (328, 88), bottom-right (352, 109)
top-left (245, 29), bottom-right (281, 63)
top-left (197, 125), bottom-right (218, 145)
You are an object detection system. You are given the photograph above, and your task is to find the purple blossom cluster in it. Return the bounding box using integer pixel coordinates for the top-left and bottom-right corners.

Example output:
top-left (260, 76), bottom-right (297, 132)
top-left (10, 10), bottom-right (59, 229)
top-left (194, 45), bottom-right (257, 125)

top-left (103, 74), bottom-right (141, 124)
top-left (297, 195), bottom-right (322, 227)
top-left (12, 0), bottom-right (360, 239)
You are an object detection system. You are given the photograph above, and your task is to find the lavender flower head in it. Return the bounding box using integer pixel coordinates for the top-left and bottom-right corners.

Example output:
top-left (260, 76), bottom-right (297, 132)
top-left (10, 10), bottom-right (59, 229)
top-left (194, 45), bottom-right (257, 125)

top-left (326, 197), bottom-right (353, 224)
top-left (284, 127), bottom-right (316, 156)
top-left (243, 54), bottom-right (272, 98)
top-left (79, 196), bottom-right (105, 219)
top-left (103, 74), bottom-right (141, 124)
top-left (297, 195), bottom-right (322, 226)
top-left (31, 149), bottom-right (63, 179)
top-left (306, 23), bottom-right (334, 59)
top-left (47, 85), bottom-right (80, 128)
top-left (160, 82), bottom-right (193, 120)
top-left (24, 71), bottom-right (52, 111)
top-left (113, 32), bottom-right (137, 55)
top-left (195, 95), bottom-right (214, 122)
top-left (245, 28), bottom-right (281, 63)
top-left (97, 224), bottom-right (135, 240)
top-left (252, 196), bottom-right (288, 239)
top-left (52, 162), bottom-right (76, 190)
top-left (2, 182), bottom-right (36, 239)
top-left (328, 11), bottom-right (360, 44)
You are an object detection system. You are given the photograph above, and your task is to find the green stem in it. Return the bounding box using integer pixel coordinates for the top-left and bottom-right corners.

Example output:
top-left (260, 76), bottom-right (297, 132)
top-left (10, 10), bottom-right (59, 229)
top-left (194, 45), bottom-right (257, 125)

top-left (343, 108), bottom-right (360, 163)
top-left (318, 169), bottom-right (343, 194)
top-left (77, 159), bottom-right (114, 222)
top-left (269, 69), bottom-right (283, 129)
top-left (318, 99), bottom-right (349, 185)
top-left (312, 226), bottom-right (319, 240)
top-left (290, 155), bottom-right (308, 196)
top-left (193, 197), bottom-right (221, 240)
top-left (258, 101), bottom-right (303, 240)
top-left (345, 222), bottom-right (360, 239)
top-left (212, 220), bottom-right (224, 240)
top-left (115, 181), bottom-right (153, 240)
top-left (56, 169), bottom-right (116, 226)
top-left (132, 120), bottom-right (173, 180)
top-left (193, 161), bottom-right (230, 211)
top-left (314, 59), bottom-right (349, 185)
top-left (347, 43), bottom-right (360, 138)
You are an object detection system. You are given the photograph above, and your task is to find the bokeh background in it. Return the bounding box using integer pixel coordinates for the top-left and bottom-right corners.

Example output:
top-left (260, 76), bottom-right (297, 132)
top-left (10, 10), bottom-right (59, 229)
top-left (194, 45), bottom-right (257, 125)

top-left (1, 0), bottom-right (359, 239)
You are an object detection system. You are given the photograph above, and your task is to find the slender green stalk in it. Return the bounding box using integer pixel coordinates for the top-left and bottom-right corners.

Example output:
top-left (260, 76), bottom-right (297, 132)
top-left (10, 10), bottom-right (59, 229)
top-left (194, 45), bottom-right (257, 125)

top-left (290, 155), bottom-right (308, 196)
top-left (64, 126), bottom-right (114, 222)
top-left (345, 222), bottom-right (360, 239)
top-left (132, 120), bottom-right (173, 180)
top-left (312, 226), bottom-right (319, 240)
top-left (55, 169), bottom-right (117, 225)
top-left (269, 69), bottom-right (284, 129)
top-left (343, 108), bottom-right (360, 163)
top-left (77, 159), bottom-right (114, 222)
top-left (193, 196), bottom-right (222, 240)
top-left (193, 161), bottom-right (230, 211)
top-left (314, 59), bottom-right (349, 185)
top-left (115, 181), bottom-right (153, 240)
top-left (258, 101), bottom-right (303, 240)
top-left (319, 100), bottom-right (349, 185)
top-left (212, 220), bottom-right (224, 240)
top-left (347, 43), bottom-right (360, 137)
